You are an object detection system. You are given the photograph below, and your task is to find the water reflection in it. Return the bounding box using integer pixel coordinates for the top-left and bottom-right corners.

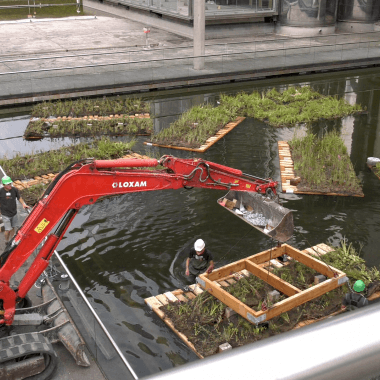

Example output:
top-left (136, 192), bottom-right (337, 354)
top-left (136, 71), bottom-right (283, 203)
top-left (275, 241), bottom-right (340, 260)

top-left (1, 68), bottom-right (380, 377)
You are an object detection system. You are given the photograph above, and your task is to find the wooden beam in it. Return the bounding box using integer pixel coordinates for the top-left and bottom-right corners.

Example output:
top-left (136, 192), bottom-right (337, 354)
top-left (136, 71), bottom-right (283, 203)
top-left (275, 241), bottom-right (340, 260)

top-left (199, 274), bottom-right (264, 320)
top-left (207, 260), bottom-right (246, 281)
top-left (245, 261), bottom-right (301, 297)
top-left (284, 244), bottom-right (343, 278)
top-left (264, 275), bottom-right (345, 321)
top-left (247, 245), bottom-right (286, 265)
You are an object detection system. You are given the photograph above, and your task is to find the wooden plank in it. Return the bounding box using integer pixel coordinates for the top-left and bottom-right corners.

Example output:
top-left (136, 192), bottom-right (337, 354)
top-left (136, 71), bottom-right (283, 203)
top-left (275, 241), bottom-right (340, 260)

top-left (145, 297), bottom-right (165, 319)
top-left (189, 284), bottom-right (204, 295)
top-left (164, 292), bottom-right (178, 303)
top-left (284, 244), bottom-right (343, 278)
top-left (156, 294), bottom-right (169, 305)
top-left (207, 260), bottom-right (246, 282)
top-left (143, 117), bottom-right (246, 153)
top-left (185, 292), bottom-right (196, 300)
top-left (245, 261), bottom-right (301, 297)
top-left (246, 245), bottom-right (286, 265)
top-left (172, 289), bottom-right (184, 295)
top-left (176, 294), bottom-right (188, 302)
top-left (199, 274), bottom-right (264, 320)
top-left (318, 243), bottom-right (335, 253)
top-left (368, 291), bottom-right (380, 301)
top-left (218, 280), bottom-right (230, 287)
top-left (264, 276), bottom-right (345, 321)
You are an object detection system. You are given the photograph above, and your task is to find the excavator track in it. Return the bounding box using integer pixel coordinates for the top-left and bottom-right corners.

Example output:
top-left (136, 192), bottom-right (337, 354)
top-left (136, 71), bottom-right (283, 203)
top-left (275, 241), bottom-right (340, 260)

top-left (0, 332), bottom-right (57, 380)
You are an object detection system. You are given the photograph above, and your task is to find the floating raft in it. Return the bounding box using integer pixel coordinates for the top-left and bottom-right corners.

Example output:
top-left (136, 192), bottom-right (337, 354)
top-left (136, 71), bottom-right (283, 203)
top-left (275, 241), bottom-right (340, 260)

top-left (29, 113), bottom-right (150, 123)
top-left (278, 141), bottom-right (364, 197)
top-left (145, 243), bottom-right (377, 359)
top-left (12, 152), bottom-right (152, 190)
top-left (25, 113), bottom-right (151, 139)
top-left (144, 117), bottom-right (246, 153)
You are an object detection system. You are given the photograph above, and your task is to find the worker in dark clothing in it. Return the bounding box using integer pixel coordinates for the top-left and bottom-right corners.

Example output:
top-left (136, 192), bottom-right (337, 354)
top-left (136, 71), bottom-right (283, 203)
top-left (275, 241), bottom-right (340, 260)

top-left (185, 239), bottom-right (214, 283)
top-left (342, 280), bottom-right (369, 310)
top-left (0, 176), bottom-right (29, 245)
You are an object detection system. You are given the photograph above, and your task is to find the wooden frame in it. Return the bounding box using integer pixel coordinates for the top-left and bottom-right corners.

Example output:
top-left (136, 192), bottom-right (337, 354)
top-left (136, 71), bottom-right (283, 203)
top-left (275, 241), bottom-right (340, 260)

top-left (198, 244), bottom-right (347, 325)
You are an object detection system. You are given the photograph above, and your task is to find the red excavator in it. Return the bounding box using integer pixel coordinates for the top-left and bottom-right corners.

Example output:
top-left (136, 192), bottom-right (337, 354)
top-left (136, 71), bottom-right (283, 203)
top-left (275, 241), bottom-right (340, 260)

top-left (0, 155), bottom-right (293, 379)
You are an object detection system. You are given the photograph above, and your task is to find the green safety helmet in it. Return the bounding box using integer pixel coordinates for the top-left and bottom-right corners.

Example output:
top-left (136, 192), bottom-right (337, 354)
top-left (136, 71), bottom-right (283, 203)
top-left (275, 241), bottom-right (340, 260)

top-left (2, 176), bottom-right (12, 185)
top-left (353, 280), bottom-right (365, 292)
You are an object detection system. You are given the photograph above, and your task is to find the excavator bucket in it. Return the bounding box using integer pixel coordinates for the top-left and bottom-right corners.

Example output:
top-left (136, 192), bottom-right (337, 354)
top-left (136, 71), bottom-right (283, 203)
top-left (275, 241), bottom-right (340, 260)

top-left (218, 190), bottom-right (294, 243)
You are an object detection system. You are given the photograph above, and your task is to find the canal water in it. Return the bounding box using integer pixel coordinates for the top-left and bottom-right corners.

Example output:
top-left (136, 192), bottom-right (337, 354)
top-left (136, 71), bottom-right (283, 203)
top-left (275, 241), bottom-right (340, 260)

top-left (1, 67), bottom-right (380, 377)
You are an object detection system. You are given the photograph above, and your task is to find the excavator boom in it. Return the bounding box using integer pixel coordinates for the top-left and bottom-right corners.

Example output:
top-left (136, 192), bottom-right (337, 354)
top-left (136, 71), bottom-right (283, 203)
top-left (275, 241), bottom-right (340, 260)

top-left (0, 155), bottom-right (291, 326)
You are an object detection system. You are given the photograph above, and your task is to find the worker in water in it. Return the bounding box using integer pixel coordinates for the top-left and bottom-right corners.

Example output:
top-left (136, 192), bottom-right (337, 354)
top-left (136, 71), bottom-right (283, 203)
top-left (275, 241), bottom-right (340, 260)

top-left (0, 176), bottom-right (29, 246)
top-left (185, 239), bottom-right (214, 283)
top-left (341, 280), bottom-right (369, 310)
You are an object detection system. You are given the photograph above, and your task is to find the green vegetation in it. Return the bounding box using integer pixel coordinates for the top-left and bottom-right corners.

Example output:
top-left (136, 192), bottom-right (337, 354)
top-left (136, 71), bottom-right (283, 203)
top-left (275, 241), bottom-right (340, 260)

top-left (289, 130), bottom-right (363, 196)
top-left (318, 240), bottom-right (380, 286)
top-left (31, 97), bottom-right (150, 118)
top-left (0, 138), bottom-right (136, 181)
top-left (150, 104), bottom-right (235, 149)
top-left (0, 0), bottom-right (84, 20)
top-left (25, 116), bottom-right (153, 139)
top-left (161, 240), bottom-right (380, 358)
top-left (149, 86), bottom-right (364, 149)
top-left (219, 86), bottom-right (364, 127)
top-left (374, 163), bottom-right (380, 179)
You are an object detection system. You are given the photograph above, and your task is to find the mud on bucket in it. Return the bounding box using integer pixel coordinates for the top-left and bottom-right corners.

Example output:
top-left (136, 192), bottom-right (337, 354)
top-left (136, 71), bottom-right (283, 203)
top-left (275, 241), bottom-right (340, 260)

top-left (218, 190), bottom-right (294, 243)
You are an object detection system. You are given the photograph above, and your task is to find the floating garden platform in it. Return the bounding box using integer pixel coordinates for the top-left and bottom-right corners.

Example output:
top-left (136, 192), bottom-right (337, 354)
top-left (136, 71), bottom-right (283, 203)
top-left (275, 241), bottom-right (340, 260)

top-left (24, 113), bottom-right (151, 140)
top-left (145, 243), bottom-right (380, 358)
top-left (144, 117), bottom-right (245, 153)
top-left (278, 139), bottom-right (364, 197)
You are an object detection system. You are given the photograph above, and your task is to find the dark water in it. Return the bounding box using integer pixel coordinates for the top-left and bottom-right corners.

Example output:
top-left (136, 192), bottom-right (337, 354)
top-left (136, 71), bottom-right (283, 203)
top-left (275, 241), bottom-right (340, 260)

top-left (2, 68), bottom-right (380, 377)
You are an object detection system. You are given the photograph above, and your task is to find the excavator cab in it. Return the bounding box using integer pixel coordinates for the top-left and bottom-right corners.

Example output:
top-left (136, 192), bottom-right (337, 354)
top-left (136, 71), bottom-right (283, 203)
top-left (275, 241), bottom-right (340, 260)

top-left (218, 190), bottom-right (294, 243)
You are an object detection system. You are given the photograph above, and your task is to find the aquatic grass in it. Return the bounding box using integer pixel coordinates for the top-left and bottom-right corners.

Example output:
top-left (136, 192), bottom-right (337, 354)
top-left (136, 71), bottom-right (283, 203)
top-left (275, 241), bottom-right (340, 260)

top-left (150, 104), bottom-right (236, 148)
top-left (219, 86), bottom-right (364, 128)
top-left (31, 97), bottom-right (150, 118)
top-left (318, 240), bottom-right (380, 286)
top-left (0, 138), bottom-right (136, 181)
top-left (149, 86), bottom-right (364, 149)
top-left (24, 116), bottom-right (153, 139)
top-left (289, 130), bottom-right (363, 195)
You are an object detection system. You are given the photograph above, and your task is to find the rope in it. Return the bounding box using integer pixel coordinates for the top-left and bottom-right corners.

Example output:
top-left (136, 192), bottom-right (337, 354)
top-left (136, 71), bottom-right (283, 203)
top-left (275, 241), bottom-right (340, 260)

top-left (214, 226), bottom-right (254, 265)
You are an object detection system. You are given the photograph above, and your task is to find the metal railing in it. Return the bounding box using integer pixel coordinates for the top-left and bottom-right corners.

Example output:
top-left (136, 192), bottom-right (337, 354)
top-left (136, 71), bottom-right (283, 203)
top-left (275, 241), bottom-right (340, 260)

top-left (0, 30), bottom-right (380, 99)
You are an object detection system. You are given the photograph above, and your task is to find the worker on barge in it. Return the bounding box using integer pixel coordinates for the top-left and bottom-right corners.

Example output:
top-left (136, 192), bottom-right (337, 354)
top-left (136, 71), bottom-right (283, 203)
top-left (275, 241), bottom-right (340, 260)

top-left (342, 280), bottom-right (369, 310)
top-left (185, 239), bottom-right (214, 283)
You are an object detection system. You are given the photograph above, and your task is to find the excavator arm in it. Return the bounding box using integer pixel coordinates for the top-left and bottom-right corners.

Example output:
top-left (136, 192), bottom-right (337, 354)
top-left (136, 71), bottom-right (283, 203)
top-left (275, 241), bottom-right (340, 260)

top-left (0, 155), bottom-right (279, 325)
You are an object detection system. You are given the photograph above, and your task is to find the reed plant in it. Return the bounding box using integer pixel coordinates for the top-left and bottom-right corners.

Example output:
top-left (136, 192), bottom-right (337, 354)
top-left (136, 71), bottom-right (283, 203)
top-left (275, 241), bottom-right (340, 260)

top-left (25, 116), bottom-right (153, 139)
top-left (150, 104), bottom-right (235, 148)
top-left (219, 86), bottom-right (364, 128)
top-left (317, 240), bottom-right (380, 286)
top-left (289, 130), bottom-right (363, 195)
top-left (0, 138), bottom-right (136, 181)
top-left (31, 97), bottom-right (150, 118)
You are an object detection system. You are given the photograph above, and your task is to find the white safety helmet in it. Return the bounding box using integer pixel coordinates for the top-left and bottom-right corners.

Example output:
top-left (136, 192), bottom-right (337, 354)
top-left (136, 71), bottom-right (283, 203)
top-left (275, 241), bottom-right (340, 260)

top-left (194, 239), bottom-right (205, 252)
